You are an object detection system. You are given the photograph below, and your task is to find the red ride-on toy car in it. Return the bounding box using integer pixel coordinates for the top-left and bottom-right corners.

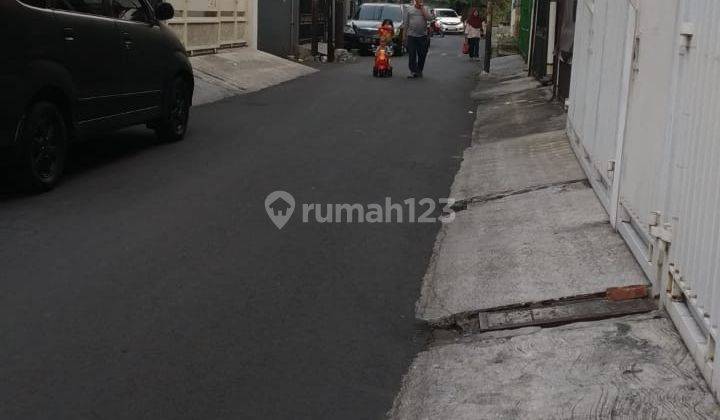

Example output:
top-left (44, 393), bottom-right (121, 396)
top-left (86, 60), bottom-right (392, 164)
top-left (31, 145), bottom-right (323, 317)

top-left (373, 19), bottom-right (394, 78)
top-left (373, 46), bottom-right (393, 78)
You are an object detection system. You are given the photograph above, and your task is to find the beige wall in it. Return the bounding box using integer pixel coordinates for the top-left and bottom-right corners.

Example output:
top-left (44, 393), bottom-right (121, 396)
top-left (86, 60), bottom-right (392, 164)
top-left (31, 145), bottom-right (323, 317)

top-left (166, 0), bottom-right (258, 54)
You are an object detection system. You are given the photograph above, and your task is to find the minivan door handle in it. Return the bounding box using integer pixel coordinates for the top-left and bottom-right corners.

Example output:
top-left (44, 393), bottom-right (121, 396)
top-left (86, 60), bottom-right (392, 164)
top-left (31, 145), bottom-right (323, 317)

top-left (63, 27), bottom-right (75, 42)
top-left (122, 32), bottom-right (133, 50)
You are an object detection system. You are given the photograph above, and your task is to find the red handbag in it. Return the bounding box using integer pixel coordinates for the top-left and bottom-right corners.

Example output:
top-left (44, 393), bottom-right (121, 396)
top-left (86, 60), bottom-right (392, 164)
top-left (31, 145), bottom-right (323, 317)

top-left (462, 39), bottom-right (469, 54)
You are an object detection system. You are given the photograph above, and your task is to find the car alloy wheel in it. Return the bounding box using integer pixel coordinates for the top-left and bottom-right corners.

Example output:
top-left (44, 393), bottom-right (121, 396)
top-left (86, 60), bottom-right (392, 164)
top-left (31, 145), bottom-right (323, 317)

top-left (156, 76), bottom-right (191, 142)
top-left (170, 78), bottom-right (189, 135)
top-left (17, 101), bottom-right (68, 192)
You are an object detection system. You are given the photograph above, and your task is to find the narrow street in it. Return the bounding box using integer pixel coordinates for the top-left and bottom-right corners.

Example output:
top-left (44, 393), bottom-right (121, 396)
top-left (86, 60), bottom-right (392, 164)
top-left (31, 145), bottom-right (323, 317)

top-left (0, 37), bottom-right (478, 419)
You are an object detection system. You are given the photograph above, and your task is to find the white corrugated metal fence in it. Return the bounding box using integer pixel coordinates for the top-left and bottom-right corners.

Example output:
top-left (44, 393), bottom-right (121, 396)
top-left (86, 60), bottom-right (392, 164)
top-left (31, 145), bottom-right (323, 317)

top-left (567, 0), bottom-right (635, 217)
top-left (568, 0), bottom-right (720, 398)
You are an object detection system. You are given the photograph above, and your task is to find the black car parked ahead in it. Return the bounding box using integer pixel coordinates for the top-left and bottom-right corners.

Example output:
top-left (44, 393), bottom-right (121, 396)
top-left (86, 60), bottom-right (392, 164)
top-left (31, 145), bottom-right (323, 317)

top-left (0, 0), bottom-right (194, 191)
top-left (344, 3), bottom-right (407, 56)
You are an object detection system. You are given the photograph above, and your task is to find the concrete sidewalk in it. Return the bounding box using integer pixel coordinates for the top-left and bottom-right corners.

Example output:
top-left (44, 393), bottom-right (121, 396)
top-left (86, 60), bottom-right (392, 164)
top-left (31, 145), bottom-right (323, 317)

top-left (391, 56), bottom-right (720, 418)
top-left (391, 314), bottom-right (719, 419)
top-left (190, 48), bottom-right (317, 106)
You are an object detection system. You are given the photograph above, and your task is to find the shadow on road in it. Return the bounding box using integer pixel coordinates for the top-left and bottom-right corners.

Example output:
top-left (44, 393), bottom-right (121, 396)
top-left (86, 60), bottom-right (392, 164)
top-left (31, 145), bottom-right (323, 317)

top-left (0, 126), bottom-right (160, 201)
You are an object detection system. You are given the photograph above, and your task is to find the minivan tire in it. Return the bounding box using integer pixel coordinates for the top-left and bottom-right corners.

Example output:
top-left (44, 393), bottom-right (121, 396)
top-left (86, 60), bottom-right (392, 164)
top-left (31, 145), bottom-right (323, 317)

top-left (15, 101), bottom-right (68, 192)
top-left (155, 76), bottom-right (191, 142)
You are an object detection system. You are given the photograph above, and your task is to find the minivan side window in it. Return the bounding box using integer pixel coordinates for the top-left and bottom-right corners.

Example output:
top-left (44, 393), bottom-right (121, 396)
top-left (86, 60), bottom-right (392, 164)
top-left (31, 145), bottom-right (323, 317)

top-left (111, 0), bottom-right (150, 22)
top-left (54, 0), bottom-right (105, 16)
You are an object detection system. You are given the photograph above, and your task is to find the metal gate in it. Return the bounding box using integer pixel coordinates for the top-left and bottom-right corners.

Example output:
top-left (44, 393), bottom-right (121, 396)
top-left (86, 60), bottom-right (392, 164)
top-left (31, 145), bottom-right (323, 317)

top-left (615, 0), bottom-right (679, 287)
top-left (519, 0), bottom-right (533, 60)
top-left (258, 0), bottom-right (299, 57)
top-left (567, 0), bottom-right (636, 217)
top-left (555, 0), bottom-right (577, 101)
top-left (530, 0), bottom-right (549, 78)
top-left (299, 0), bottom-right (327, 44)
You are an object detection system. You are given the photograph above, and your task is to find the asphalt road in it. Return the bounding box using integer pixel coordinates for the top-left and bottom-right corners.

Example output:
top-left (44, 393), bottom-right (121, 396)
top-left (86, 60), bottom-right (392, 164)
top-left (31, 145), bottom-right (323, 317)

top-left (0, 36), bottom-right (479, 419)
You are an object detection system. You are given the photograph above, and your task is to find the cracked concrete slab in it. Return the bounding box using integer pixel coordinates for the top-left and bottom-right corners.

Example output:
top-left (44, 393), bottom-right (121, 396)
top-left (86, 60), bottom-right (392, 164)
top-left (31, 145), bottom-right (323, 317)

top-left (450, 130), bottom-right (586, 203)
top-left (472, 87), bottom-right (568, 144)
top-left (486, 55), bottom-right (527, 78)
top-left (471, 77), bottom-right (542, 101)
top-left (390, 314), bottom-right (720, 420)
top-left (417, 183), bottom-right (646, 322)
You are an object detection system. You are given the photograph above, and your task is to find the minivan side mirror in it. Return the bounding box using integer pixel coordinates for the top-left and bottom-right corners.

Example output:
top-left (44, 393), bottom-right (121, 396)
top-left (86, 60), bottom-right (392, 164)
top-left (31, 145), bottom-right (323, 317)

top-left (155, 2), bottom-right (175, 21)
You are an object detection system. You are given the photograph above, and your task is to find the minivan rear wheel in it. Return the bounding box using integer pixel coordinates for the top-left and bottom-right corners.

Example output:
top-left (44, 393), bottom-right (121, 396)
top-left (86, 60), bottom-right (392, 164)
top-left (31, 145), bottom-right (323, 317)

top-left (155, 76), bottom-right (191, 142)
top-left (15, 101), bottom-right (68, 192)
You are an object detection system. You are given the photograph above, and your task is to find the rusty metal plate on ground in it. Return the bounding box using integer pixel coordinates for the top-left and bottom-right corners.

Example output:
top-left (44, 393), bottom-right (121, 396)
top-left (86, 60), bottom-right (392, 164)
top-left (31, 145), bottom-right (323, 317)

top-left (478, 298), bottom-right (656, 332)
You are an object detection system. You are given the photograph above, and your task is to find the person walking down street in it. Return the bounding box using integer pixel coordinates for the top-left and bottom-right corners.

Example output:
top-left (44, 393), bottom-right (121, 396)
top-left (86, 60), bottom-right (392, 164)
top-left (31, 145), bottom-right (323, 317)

top-left (464, 8), bottom-right (485, 60)
top-left (431, 9), bottom-right (444, 38)
top-left (403, 0), bottom-right (432, 78)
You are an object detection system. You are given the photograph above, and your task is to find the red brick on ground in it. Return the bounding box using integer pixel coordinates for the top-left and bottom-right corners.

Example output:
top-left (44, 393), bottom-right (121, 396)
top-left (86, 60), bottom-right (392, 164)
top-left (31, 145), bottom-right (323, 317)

top-left (607, 285), bottom-right (649, 301)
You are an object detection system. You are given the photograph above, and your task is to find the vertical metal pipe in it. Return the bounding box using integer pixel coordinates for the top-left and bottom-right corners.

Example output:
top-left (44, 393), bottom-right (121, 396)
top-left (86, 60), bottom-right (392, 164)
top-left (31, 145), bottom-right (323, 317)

top-left (249, 0), bottom-right (259, 48)
top-left (546, 0), bottom-right (557, 76)
top-left (312, 0), bottom-right (319, 55)
top-left (484, 0), bottom-right (493, 73)
top-left (527, 0), bottom-right (537, 75)
top-left (328, 0), bottom-right (335, 61)
top-left (335, 0), bottom-right (345, 50)
top-left (183, 0), bottom-right (189, 48)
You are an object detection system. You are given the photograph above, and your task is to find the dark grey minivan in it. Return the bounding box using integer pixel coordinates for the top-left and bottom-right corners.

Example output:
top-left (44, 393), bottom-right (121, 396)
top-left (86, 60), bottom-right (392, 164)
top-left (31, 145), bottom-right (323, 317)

top-left (0, 0), bottom-right (194, 191)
